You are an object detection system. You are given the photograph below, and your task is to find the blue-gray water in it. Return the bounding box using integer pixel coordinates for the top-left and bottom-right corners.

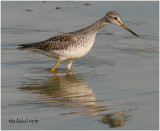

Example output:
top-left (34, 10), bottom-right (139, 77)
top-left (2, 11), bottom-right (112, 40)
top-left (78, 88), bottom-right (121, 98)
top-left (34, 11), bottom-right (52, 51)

top-left (1, 1), bottom-right (159, 130)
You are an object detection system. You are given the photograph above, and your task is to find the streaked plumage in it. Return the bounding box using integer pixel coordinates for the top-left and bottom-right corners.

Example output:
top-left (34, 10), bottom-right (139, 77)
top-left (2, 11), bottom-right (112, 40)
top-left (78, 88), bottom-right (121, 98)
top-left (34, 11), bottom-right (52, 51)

top-left (18, 11), bottom-right (139, 71)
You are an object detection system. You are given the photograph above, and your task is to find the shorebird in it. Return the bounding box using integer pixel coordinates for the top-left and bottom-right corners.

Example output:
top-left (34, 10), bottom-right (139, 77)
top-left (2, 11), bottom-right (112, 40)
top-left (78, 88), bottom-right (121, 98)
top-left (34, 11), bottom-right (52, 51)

top-left (19, 11), bottom-right (139, 72)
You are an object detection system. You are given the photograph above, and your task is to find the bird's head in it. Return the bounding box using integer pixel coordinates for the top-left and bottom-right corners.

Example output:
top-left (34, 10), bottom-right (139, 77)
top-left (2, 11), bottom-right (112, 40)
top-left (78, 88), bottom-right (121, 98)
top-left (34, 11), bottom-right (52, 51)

top-left (104, 11), bottom-right (139, 37)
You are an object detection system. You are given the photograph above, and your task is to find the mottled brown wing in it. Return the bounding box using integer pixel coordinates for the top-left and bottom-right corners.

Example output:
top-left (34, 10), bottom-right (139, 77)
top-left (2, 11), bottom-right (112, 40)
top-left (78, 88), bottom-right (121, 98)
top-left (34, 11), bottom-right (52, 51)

top-left (18, 33), bottom-right (76, 51)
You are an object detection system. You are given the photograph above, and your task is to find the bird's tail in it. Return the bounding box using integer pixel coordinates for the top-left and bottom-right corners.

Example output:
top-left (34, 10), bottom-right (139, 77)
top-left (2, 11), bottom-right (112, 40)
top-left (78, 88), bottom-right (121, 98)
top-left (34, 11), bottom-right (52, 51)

top-left (18, 43), bottom-right (38, 51)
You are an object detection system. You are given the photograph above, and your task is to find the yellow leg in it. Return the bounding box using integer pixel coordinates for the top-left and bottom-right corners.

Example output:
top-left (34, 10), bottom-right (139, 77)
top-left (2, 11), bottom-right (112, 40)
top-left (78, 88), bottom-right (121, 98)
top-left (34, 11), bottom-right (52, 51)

top-left (51, 60), bottom-right (61, 72)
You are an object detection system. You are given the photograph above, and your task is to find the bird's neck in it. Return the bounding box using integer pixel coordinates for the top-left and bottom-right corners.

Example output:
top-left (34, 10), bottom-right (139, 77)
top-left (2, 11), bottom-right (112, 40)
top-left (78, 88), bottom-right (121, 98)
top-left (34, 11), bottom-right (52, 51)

top-left (76, 17), bottom-right (108, 35)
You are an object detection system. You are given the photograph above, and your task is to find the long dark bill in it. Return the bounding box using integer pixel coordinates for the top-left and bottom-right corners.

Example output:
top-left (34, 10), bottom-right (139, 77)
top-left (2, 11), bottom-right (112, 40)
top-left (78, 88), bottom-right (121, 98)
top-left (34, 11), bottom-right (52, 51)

top-left (120, 24), bottom-right (139, 37)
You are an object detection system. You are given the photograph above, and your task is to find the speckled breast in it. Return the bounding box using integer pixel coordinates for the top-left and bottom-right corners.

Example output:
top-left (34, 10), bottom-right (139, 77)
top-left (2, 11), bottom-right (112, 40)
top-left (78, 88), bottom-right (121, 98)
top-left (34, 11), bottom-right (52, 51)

top-left (53, 33), bottom-right (97, 60)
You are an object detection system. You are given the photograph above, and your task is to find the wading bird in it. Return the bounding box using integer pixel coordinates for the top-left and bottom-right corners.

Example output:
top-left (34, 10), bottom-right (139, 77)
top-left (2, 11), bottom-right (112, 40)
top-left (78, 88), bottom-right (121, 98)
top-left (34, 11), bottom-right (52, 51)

top-left (19, 11), bottom-right (139, 72)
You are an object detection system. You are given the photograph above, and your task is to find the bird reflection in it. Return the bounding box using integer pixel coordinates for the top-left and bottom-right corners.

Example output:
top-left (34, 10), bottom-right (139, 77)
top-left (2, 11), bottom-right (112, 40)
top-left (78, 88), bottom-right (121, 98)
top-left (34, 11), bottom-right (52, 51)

top-left (19, 71), bottom-right (106, 116)
top-left (19, 70), bottom-right (129, 127)
top-left (99, 111), bottom-right (130, 128)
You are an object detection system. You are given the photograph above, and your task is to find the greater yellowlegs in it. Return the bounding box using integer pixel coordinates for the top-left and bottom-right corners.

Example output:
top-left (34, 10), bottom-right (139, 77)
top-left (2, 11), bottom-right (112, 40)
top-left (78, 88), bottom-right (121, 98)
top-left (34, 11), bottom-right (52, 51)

top-left (19, 11), bottom-right (139, 71)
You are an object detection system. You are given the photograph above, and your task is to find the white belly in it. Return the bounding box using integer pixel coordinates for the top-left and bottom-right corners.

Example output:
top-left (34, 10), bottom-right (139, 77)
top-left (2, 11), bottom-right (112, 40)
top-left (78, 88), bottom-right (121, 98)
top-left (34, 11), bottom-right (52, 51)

top-left (53, 34), bottom-right (96, 60)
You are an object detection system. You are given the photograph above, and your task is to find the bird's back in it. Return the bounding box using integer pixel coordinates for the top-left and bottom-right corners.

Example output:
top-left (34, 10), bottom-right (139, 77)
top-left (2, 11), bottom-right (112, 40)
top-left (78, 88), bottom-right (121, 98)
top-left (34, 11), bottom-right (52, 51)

top-left (18, 33), bottom-right (77, 51)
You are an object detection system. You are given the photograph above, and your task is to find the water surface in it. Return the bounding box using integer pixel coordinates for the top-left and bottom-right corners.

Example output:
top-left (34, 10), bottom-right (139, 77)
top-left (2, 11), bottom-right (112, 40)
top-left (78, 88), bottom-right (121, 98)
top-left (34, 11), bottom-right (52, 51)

top-left (1, 1), bottom-right (159, 130)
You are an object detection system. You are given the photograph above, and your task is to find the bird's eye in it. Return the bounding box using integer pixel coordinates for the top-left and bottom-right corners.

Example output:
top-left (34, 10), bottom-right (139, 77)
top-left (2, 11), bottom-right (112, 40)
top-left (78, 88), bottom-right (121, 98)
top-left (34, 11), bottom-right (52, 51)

top-left (114, 17), bottom-right (117, 20)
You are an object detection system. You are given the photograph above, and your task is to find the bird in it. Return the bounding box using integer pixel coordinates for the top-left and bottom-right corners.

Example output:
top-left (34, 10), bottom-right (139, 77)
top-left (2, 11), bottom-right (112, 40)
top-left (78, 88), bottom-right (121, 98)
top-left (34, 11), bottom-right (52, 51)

top-left (18, 11), bottom-right (139, 72)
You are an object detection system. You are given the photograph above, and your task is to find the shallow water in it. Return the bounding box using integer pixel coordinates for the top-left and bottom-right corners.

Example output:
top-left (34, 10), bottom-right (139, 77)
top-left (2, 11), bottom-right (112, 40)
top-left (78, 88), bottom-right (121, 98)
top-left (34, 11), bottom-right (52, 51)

top-left (1, 1), bottom-right (159, 130)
